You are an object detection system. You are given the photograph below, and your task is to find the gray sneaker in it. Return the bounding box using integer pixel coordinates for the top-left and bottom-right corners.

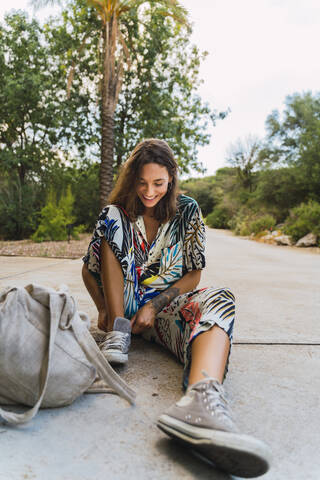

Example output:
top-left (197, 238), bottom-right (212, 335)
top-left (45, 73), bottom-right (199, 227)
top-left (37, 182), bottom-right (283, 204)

top-left (100, 317), bottom-right (131, 364)
top-left (157, 373), bottom-right (272, 478)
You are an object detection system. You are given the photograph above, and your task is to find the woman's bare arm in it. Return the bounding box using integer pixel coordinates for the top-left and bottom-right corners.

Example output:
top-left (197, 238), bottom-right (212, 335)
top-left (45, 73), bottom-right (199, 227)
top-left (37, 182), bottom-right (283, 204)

top-left (149, 270), bottom-right (201, 314)
top-left (131, 270), bottom-right (202, 333)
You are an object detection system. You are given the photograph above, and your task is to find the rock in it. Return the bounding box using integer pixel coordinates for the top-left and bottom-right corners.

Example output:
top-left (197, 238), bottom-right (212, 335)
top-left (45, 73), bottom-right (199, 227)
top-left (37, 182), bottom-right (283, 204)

top-left (260, 234), bottom-right (276, 243)
top-left (274, 235), bottom-right (293, 246)
top-left (271, 230), bottom-right (280, 236)
top-left (296, 232), bottom-right (318, 247)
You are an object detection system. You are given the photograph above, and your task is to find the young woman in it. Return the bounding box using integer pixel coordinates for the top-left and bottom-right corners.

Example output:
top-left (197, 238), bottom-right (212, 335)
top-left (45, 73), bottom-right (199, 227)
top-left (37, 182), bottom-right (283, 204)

top-left (82, 139), bottom-right (271, 478)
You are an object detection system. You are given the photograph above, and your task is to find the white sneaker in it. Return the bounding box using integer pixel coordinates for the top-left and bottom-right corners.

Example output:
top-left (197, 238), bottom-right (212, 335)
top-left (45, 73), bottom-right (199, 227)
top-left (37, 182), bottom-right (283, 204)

top-left (157, 373), bottom-right (272, 478)
top-left (100, 317), bottom-right (131, 364)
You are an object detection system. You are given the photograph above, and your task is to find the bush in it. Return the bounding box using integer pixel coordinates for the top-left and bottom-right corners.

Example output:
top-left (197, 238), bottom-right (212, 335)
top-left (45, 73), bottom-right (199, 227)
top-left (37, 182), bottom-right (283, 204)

top-left (31, 187), bottom-right (83, 242)
top-left (180, 178), bottom-right (215, 217)
top-left (71, 164), bottom-right (100, 230)
top-left (249, 214), bottom-right (276, 235)
top-left (229, 209), bottom-right (276, 236)
top-left (283, 200), bottom-right (320, 242)
top-left (0, 176), bottom-right (40, 240)
top-left (206, 206), bottom-right (230, 229)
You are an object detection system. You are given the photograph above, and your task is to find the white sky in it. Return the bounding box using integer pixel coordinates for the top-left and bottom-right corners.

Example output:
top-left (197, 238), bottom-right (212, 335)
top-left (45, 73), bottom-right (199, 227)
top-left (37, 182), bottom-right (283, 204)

top-left (1, 0), bottom-right (320, 176)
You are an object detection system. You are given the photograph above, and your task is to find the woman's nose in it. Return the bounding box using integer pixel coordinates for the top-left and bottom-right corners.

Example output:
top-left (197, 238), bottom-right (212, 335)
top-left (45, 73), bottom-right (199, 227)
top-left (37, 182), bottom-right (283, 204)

top-left (145, 185), bottom-right (154, 196)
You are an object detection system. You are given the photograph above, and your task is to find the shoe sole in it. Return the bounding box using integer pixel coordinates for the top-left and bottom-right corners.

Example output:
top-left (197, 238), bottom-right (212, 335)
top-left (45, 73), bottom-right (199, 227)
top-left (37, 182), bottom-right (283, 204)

top-left (103, 352), bottom-right (128, 364)
top-left (157, 414), bottom-right (271, 478)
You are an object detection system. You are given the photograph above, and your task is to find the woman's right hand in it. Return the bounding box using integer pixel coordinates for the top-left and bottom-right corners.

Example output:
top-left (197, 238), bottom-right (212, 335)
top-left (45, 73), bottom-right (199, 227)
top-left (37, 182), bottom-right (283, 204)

top-left (130, 303), bottom-right (156, 334)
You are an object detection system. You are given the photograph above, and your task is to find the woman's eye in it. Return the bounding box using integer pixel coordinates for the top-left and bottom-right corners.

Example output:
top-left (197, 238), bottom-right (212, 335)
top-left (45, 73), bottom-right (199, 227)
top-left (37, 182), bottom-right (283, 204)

top-left (155, 183), bottom-right (163, 187)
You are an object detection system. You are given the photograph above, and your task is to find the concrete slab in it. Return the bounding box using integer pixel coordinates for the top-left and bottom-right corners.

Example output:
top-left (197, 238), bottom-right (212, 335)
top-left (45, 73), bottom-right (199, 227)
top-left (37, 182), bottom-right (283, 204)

top-left (0, 338), bottom-right (230, 480)
top-left (1, 228), bottom-right (320, 479)
top-left (1, 341), bottom-right (319, 480)
top-left (0, 257), bottom-right (97, 323)
top-left (225, 344), bottom-right (320, 480)
top-left (203, 229), bottom-right (320, 343)
top-left (2, 230), bottom-right (320, 345)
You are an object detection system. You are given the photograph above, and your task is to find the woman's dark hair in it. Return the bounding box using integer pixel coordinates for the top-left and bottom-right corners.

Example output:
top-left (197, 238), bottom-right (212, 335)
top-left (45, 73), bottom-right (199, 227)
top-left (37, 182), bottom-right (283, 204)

top-left (108, 138), bottom-right (178, 222)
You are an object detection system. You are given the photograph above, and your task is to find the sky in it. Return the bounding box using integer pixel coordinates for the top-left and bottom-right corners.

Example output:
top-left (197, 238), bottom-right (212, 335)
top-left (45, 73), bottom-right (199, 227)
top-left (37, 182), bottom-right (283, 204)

top-left (1, 0), bottom-right (320, 176)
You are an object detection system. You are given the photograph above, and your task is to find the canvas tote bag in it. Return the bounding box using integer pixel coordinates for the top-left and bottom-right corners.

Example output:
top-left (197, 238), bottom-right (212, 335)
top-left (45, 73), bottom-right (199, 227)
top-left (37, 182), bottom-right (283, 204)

top-left (0, 284), bottom-right (136, 425)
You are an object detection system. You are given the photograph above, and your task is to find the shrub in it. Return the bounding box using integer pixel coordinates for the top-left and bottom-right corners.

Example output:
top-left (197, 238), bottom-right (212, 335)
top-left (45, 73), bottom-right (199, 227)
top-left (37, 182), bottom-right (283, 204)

top-left (249, 214), bottom-right (276, 235)
top-left (31, 187), bottom-right (82, 242)
top-left (283, 200), bottom-right (320, 242)
top-left (206, 206), bottom-right (230, 229)
top-left (71, 164), bottom-right (100, 230)
top-left (229, 209), bottom-right (276, 236)
top-left (0, 176), bottom-right (40, 240)
top-left (180, 178), bottom-right (215, 217)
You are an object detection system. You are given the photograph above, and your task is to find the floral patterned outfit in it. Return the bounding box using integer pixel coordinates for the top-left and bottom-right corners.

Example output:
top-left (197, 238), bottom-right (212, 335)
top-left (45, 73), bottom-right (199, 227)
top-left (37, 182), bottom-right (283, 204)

top-left (83, 194), bottom-right (235, 389)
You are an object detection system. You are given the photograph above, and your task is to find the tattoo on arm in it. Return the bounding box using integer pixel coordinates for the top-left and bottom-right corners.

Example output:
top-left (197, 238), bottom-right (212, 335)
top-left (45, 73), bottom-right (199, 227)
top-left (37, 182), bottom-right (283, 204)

top-left (150, 287), bottom-right (180, 314)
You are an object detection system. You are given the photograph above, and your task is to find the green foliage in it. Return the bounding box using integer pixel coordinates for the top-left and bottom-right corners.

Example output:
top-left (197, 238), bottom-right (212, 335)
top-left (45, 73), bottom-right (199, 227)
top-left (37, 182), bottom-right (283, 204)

top-left (31, 187), bottom-right (79, 242)
top-left (283, 201), bottom-right (320, 242)
top-left (221, 207), bottom-right (276, 236)
top-left (249, 215), bottom-right (276, 235)
top-left (262, 91), bottom-right (320, 202)
top-left (0, 13), bottom-right (59, 183)
top-left (0, 175), bottom-right (40, 240)
top-left (252, 167), bottom-right (308, 221)
top-left (180, 177), bottom-right (215, 216)
top-left (70, 164), bottom-right (100, 230)
top-left (206, 207), bottom-right (230, 229)
top-left (111, 5), bottom-right (227, 174)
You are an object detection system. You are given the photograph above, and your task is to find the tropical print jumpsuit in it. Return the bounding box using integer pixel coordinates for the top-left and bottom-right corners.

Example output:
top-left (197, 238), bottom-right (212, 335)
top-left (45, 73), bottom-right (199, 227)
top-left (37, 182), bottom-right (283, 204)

top-left (83, 194), bottom-right (235, 389)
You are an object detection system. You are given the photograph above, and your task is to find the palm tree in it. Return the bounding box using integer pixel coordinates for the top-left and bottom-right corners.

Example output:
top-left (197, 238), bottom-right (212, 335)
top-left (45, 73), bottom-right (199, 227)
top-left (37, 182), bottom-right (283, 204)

top-left (36, 0), bottom-right (187, 208)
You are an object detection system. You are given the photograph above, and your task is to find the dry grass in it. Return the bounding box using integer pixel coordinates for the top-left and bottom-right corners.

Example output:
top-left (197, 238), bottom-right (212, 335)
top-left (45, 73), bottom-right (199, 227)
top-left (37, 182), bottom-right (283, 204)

top-left (0, 234), bottom-right (91, 259)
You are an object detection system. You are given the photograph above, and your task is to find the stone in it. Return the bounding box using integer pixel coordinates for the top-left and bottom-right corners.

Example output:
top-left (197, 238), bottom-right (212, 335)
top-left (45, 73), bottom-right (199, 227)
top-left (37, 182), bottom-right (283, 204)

top-left (296, 232), bottom-right (318, 247)
top-left (259, 233), bottom-right (276, 244)
top-left (274, 234), bottom-right (292, 246)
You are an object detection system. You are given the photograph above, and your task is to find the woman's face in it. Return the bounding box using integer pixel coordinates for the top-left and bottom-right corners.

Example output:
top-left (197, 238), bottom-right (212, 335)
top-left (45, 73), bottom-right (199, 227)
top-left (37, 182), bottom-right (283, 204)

top-left (136, 162), bottom-right (172, 212)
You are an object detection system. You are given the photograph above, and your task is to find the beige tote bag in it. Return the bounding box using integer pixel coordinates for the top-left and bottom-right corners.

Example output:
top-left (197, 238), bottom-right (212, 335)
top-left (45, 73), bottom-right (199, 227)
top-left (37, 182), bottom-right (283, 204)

top-left (0, 284), bottom-right (135, 425)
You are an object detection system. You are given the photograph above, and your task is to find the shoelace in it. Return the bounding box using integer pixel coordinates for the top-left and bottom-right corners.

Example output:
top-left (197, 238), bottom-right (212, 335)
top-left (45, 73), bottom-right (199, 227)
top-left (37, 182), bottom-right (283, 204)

top-left (200, 370), bottom-right (232, 419)
top-left (100, 331), bottom-right (129, 352)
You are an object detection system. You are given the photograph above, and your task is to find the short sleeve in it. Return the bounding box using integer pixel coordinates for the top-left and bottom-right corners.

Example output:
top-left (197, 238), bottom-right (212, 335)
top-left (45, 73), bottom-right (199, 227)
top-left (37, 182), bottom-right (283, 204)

top-left (82, 204), bottom-right (132, 276)
top-left (182, 201), bottom-right (206, 272)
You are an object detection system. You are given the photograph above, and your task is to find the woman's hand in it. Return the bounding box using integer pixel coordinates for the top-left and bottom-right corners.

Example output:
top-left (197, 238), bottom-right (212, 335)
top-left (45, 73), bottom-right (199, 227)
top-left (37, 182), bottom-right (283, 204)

top-left (130, 302), bottom-right (156, 334)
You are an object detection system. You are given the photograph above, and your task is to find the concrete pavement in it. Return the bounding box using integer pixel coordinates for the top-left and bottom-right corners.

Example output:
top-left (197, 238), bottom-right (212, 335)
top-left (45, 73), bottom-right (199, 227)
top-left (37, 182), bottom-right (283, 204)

top-left (0, 228), bottom-right (319, 480)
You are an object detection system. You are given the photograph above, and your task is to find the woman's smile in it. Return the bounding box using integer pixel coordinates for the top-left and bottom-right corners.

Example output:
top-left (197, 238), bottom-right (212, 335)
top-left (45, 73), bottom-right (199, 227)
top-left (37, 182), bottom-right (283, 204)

top-left (136, 163), bottom-right (172, 211)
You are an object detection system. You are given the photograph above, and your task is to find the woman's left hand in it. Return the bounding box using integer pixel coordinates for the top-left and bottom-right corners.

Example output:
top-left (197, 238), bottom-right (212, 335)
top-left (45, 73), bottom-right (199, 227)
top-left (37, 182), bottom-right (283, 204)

top-left (130, 303), bottom-right (156, 334)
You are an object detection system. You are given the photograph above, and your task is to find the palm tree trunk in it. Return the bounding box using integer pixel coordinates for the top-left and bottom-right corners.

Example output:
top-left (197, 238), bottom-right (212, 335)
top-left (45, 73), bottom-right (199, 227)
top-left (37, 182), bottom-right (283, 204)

top-left (99, 17), bottom-right (117, 209)
top-left (100, 108), bottom-right (115, 208)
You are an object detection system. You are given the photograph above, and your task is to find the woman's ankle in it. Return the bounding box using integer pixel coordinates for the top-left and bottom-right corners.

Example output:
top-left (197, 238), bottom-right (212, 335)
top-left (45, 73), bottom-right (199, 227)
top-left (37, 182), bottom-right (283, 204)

top-left (97, 310), bottom-right (109, 332)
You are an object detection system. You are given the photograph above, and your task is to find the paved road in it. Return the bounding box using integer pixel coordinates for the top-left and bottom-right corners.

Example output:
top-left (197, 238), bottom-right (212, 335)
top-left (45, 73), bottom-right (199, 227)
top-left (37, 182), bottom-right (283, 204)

top-left (0, 229), bottom-right (319, 480)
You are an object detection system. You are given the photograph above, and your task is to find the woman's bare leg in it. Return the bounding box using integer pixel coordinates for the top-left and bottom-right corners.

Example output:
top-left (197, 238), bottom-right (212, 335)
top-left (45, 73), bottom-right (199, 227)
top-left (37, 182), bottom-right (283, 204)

top-left (82, 263), bottom-right (108, 331)
top-left (100, 238), bottom-right (124, 331)
top-left (82, 239), bottom-right (124, 332)
top-left (188, 325), bottom-right (230, 385)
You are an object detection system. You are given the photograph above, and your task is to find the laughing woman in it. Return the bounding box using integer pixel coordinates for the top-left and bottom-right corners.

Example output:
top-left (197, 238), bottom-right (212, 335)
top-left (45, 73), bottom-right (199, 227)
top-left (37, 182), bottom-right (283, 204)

top-left (82, 138), bottom-right (271, 478)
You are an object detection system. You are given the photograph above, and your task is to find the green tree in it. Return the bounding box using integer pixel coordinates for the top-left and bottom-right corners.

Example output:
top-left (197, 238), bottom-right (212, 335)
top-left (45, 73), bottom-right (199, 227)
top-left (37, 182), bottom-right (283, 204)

top-left (31, 186), bottom-right (78, 242)
top-left (0, 13), bottom-right (61, 183)
top-left (0, 173), bottom-right (40, 239)
top-left (114, 6), bottom-right (223, 174)
top-left (51, 0), bottom-right (187, 207)
top-left (180, 177), bottom-right (215, 216)
top-left (226, 134), bottom-right (261, 193)
top-left (44, 0), bottom-right (224, 195)
top-left (252, 167), bottom-right (309, 221)
top-left (37, 0), bottom-right (226, 207)
top-left (261, 91), bottom-right (320, 202)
